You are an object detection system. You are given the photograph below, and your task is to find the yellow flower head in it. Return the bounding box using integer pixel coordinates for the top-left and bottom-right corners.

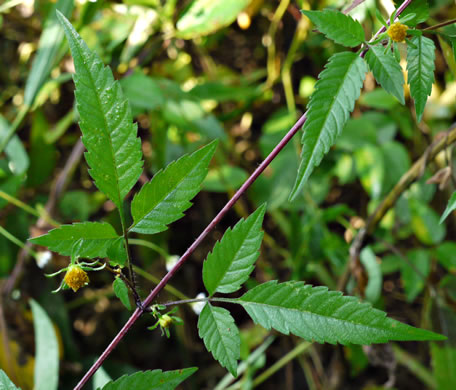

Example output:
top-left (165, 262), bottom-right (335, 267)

top-left (387, 22), bottom-right (408, 42)
top-left (64, 265), bottom-right (89, 292)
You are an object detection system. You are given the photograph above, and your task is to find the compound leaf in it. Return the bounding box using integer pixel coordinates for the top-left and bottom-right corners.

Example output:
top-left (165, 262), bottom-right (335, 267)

top-left (290, 52), bottom-right (367, 199)
top-left (365, 45), bottom-right (405, 104)
top-left (100, 367), bottom-right (198, 390)
top-left (198, 303), bottom-right (240, 377)
top-left (238, 281), bottom-right (445, 344)
top-left (203, 204), bottom-right (265, 296)
top-left (57, 11), bottom-right (143, 212)
top-left (30, 221), bottom-right (119, 258)
top-left (129, 141), bottom-right (217, 234)
top-left (302, 9), bottom-right (365, 48)
top-left (407, 35), bottom-right (435, 122)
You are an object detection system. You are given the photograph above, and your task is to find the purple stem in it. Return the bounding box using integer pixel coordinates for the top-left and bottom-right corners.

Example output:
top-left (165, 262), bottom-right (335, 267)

top-left (74, 1), bottom-right (413, 388)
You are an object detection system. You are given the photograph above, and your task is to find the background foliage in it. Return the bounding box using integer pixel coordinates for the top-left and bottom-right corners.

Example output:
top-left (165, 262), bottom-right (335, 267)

top-left (1, 0), bottom-right (456, 389)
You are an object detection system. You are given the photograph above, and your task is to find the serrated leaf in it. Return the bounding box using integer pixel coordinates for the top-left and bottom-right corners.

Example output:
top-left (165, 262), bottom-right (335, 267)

top-left (30, 299), bottom-right (59, 390)
top-left (440, 191), bottom-right (456, 223)
top-left (290, 52), bottom-right (367, 200)
top-left (203, 204), bottom-right (265, 296)
top-left (129, 141), bottom-right (217, 234)
top-left (407, 35), bottom-right (435, 122)
top-left (113, 277), bottom-right (131, 310)
top-left (198, 303), bottom-right (240, 376)
top-left (238, 281), bottom-right (445, 344)
top-left (0, 370), bottom-right (19, 390)
top-left (302, 9), bottom-right (365, 48)
top-left (365, 45), bottom-right (405, 104)
top-left (100, 367), bottom-right (198, 390)
top-left (30, 222), bottom-right (119, 258)
top-left (57, 12), bottom-right (143, 212)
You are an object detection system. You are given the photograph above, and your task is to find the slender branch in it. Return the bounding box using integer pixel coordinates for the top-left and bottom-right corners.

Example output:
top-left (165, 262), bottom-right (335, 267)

top-left (74, 2), bottom-right (415, 388)
top-left (423, 18), bottom-right (456, 31)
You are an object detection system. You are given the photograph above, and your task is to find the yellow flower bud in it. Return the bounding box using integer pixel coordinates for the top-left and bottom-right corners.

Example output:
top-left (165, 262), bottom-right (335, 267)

top-left (64, 265), bottom-right (89, 292)
top-left (158, 314), bottom-right (173, 329)
top-left (387, 22), bottom-right (408, 42)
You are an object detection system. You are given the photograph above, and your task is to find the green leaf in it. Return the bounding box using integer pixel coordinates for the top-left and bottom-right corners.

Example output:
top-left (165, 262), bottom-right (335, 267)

top-left (107, 237), bottom-right (128, 267)
top-left (434, 242), bottom-right (456, 272)
top-left (198, 303), bottom-right (240, 377)
top-left (24, 0), bottom-right (74, 106)
top-left (407, 35), bottom-right (435, 122)
top-left (30, 299), bottom-right (59, 390)
top-left (431, 342), bottom-right (456, 390)
top-left (302, 9), bottom-right (365, 48)
top-left (0, 115), bottom-right (29, 175)
top-left (113, 277), bottom-right (131, 310)
top-left (57, 11), bottom-right (143, 212)
top-left (365, 45), bottom-right (405, 104)
top-left (30, 221), bottom-right (119, 259)
top-left (203, 205), bottom-right (265, 296)
top-left (290, 52), bottom-right (367, 200)
top-left (100, 368), bottom-right (198, 390)
top-left (402, 249), bottom-right (430, 302)
top-left (360, 246), bottom-right (382, 303)
top-left (176, 0), bottom-right (249, 39)
top-left (440, 191), bottom-right (456, 223)
top-left (93, 366), bottom-right (112, 390)
top-left (129, 141), bottom-right (217, 234)
top-left (0, 370), bottom-right (20, 390)
top-left (237, 281), bottom-right (445, 344)
top-left (410, 199), bottom-right (445, 245)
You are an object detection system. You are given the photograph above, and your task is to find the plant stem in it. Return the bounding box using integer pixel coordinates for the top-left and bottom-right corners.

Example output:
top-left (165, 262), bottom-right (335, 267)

top-left (392, 344), bottom-right (437, 389)
top-left (132, 265), bottom-right (188, 300)
top-left (74, 3), bottom-right (416, 387)
top-left (251, 340), bottom-right (311, 388)
top-left (128, 238), bottom-right (169, 258)
top-left (0, 225), bottom-right (38, 259)
top-left (423, 18), bottom-right (456, 31)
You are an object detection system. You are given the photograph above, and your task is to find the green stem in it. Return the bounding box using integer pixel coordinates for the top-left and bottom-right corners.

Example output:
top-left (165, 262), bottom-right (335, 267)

top-left (0, 191), bottom-right (40, 218)
top-left (252, 341), bottom-right (312, 387)
top-left (132, 265), bottom-right (188, 300)
top-left (392, 344), bottom-right (437, 389)
top-left (0, 190), bottom-right (60, 227)
top-left (215, 336), bottom-right (276, 390)
top-left (0, 225), bottom-right (38, 259)
top-left (282, 18), bottom-right (307, 113)
top-left (128, 238), bottom-right (169, 258)
top-left (0, 104), bottom-right (29, 154)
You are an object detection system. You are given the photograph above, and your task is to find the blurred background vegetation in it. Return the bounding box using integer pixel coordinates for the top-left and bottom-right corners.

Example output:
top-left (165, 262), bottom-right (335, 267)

top-left (1, 0), bottom-right (456, 389)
